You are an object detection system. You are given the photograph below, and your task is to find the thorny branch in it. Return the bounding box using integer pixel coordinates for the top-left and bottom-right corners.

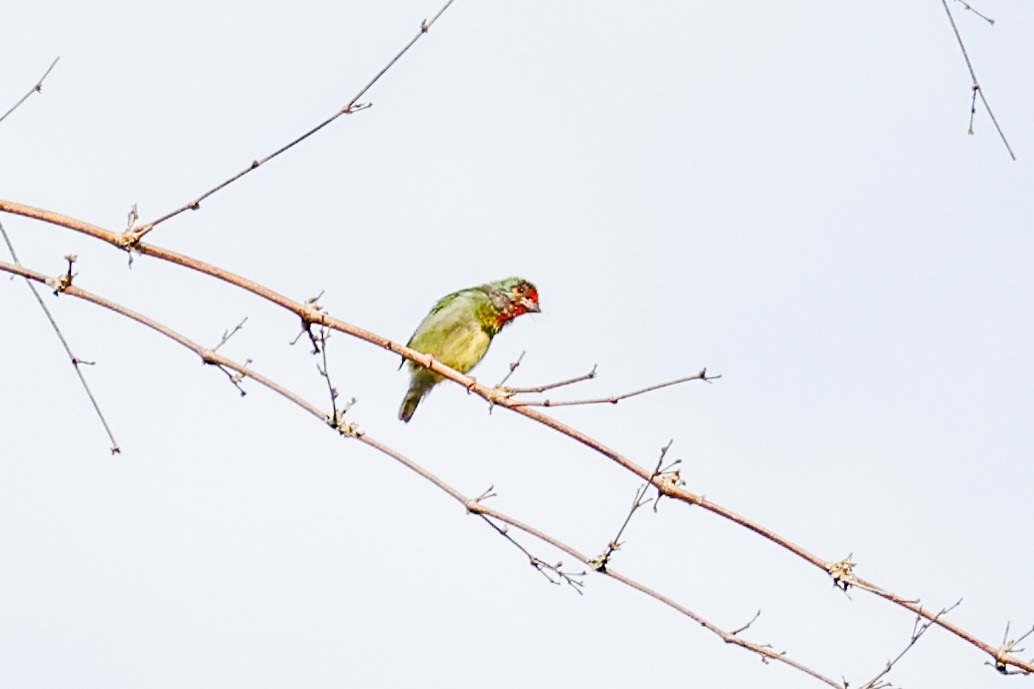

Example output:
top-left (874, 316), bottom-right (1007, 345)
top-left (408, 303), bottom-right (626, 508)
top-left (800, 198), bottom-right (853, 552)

top-left (123, 0), bottom-right (456, 242)
top-left (0, 258), bottom-right (840, 687)
top-left (2, 200), bottom-right (1032, 676)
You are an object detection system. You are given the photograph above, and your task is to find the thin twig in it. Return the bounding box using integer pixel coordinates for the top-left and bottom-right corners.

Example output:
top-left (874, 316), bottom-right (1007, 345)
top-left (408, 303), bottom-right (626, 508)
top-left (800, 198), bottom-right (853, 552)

top-left (730, 610), bottom-right (762, 636)
top-left (954, 0), bottom-right (995, 26)
top-left (590, 441), bottom-right (678, 572)
top-left (495, 350), bottom-right (525, 388)
top-left (478, 514), bottom-right (585, 592)
top-left (0, 221), bottom-right (119, 453)
top-left (0, 56), bottom-right (60, 124)
top-left (314, 325), bottom-right (356, 426)
top-left (857, 599), bottom-right (962, 689)
top-left (503, 364), bottom-right (597, 394)
top-left (511, 369), bottom-right (719, 408)
top-left (940, 0), bottom-right (1015, 160)
top-left (212, 316), bottom-right (248, 353)
top-left (126, 0), bottom-right (457, 240)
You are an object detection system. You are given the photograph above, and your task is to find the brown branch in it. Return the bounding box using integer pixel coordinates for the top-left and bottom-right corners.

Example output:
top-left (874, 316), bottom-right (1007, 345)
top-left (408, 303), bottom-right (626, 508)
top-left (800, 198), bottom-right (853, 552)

top-left (2, 200), bottom-right (1032, 676)
top-left (991, 622), bottom-right (1034, 676)
top-left (0, 56), bottom-right (60, 124)
top-left (126, 0), bottom-right (456, 240)
top-left (0, 257), bottom-right (841, 687)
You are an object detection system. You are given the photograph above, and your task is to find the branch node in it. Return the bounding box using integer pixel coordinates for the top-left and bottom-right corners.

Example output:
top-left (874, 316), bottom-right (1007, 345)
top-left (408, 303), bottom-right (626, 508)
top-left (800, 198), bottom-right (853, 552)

top-left (331, 414), bottom-right (363, 438)
top-left (118, 223), bottom-right (152, 250)
top-left (49, 254), bottom-right (77, 294)
top-left (828, 554), bottom-right (857, 592)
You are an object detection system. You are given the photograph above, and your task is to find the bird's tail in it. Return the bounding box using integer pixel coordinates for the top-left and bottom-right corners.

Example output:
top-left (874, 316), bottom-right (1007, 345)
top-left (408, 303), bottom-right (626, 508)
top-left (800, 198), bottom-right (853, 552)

top-left (398, 388), bottom-right (423, 423)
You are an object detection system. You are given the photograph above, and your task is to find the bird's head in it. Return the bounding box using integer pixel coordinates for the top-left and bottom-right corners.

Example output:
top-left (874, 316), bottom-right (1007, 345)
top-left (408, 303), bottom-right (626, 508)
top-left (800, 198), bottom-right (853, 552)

top-left (506, 278), bottom-right (540, 315)
top-left (488, 277), bottom-right (541, 326)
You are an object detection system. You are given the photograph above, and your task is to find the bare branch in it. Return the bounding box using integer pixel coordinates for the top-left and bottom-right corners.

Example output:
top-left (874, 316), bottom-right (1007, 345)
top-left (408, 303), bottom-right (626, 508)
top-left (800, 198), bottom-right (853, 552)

top-left (0, 257), bottom-right (842, 687)
top-left (0, 56), bottom-right (60, 124)
top-left (590, 441), bottom-right (679, 572)
top-left (940, 0), bottom-right (1015, 160)
top-left (953, 0), bottom-right (995, 26)
top-left (314, 325), bottom-right (357, 428)
top-left (857, 599), bottom-right (962, 689)
top-left (2, 202), bottom-right (1033, 675)
top-left (125, 0), bottom-right (457, 241)
top-left (478, 513), bottom-right (586, 592)
top-left (495, 350), bottom-right (525, 389)
top-left (730, 610), bottom-right (762, 636)
top-left (0, 220), bottom-right (119, 453)
top-left (502, 364), bottom-right (597, 395)
top-left (212, 317), bottom-right (248, 353)
top-left (511, 369), bottom-right (719, 408)
top-left (990, 622), bottom-right (1034, 675)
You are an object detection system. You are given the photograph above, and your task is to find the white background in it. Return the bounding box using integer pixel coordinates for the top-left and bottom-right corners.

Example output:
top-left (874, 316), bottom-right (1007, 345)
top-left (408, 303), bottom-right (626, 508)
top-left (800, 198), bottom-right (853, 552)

top-left (2, 2), bottom-right (1032, 687)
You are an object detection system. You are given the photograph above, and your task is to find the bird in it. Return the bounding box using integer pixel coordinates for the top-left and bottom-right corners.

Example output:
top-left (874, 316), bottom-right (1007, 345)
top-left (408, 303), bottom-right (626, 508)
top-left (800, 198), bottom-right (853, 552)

top-left (399, 276), bottom-right (540, 422)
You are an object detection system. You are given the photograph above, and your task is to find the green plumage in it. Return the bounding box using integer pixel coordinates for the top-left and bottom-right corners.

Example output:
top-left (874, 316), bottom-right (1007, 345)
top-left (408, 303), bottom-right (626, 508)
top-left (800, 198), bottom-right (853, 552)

top-left (399, 277), bottom-right (540, 422)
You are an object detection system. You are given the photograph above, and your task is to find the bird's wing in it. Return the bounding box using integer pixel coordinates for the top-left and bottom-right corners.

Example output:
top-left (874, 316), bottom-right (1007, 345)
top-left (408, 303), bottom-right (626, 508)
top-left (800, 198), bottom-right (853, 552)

top-left (406, 288), bottom-right (481, 346)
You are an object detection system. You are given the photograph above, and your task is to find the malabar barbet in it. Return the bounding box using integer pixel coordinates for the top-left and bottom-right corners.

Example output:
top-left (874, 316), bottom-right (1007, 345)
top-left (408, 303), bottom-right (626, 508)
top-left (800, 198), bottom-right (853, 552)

top-left (399, 277), bottom-right (540, 422)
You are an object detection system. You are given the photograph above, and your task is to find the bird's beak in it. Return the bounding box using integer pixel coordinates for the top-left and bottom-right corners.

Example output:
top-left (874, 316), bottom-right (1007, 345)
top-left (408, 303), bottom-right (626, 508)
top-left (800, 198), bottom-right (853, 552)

top-left (522, 297), bottom-right (541, 313)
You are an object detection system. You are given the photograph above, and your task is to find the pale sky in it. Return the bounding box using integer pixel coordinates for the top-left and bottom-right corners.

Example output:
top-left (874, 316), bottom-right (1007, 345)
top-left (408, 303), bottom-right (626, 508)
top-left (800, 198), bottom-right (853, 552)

top-left (2, 2), bottom-right (1032, 688)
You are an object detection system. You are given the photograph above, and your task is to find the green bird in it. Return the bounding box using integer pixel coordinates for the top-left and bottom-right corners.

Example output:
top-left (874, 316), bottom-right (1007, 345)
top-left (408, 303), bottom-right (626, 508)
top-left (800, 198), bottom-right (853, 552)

top-left (399, 277), bottom-right (540, 422)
